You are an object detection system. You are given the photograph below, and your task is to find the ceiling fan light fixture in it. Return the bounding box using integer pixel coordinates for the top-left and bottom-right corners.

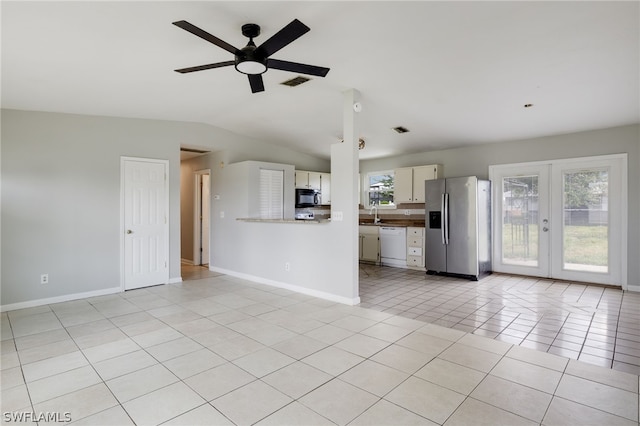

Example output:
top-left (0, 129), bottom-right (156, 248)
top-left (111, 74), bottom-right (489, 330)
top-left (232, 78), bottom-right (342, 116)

top-left (235, 58), bottom-right (267, 75)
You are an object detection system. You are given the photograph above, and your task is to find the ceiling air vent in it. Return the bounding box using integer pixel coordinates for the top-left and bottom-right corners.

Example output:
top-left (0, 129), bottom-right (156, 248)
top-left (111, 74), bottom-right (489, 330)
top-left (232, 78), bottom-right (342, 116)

top-left (280, 76), bottom-right (311, 87)
top-left (393, 126), bottom-right (409, 134)
top-left (180, 147), bottom-right (209, 154)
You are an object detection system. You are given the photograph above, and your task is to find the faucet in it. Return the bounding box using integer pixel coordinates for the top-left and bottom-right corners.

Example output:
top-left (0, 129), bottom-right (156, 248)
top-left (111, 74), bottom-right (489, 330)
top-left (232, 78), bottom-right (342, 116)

top-left (369, 205), bottom-right (381, 224)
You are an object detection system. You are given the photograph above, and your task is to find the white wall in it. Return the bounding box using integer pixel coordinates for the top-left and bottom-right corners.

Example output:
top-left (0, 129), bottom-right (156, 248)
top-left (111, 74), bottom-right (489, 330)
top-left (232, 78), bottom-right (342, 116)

top-left (360, 124), bottom-right (640, 288)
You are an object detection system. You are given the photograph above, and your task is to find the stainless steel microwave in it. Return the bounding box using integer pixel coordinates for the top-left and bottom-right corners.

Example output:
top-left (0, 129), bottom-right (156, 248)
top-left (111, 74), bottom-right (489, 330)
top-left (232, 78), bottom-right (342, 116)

top-left (295, 188), bottom-right (320, 208)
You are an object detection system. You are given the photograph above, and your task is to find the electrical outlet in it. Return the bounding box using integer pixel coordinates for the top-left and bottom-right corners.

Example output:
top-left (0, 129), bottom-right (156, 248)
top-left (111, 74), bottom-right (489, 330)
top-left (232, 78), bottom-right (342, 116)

top-left (40, 274), bottom-right (49, 285)
top-left (333, 211), bottom-right (343, 221)
top-left (284, 262), bottom-right (290, 272)
top-left (404, 209), bottom-right (411, 216)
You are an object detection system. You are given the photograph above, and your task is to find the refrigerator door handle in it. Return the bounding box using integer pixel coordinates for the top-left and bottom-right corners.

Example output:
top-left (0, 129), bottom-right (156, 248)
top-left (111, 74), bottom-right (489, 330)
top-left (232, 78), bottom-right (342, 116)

top-left (441, 193), bottom-right (446, 244)
top-left (443, 192), bottom-right (449, 245)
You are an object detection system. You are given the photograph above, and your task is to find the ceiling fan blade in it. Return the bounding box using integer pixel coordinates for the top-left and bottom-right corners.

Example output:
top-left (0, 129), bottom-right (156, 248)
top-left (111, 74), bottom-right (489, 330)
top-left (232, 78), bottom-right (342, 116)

top-left (173, 20), bottom-right (238, 54)
top-left (248, 74), bottom-right (265, 93)
top-left (267, 59), bottom-right (330, 77)
top-left (256, 19), bottom-right (310, 57)
top-left (175, 61), bottom-right (235, 74)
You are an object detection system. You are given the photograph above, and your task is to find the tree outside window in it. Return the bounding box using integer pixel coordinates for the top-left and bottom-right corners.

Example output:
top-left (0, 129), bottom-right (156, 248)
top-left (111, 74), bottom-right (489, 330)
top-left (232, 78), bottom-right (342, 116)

top-left (366, 171), bottom-right (395, 207)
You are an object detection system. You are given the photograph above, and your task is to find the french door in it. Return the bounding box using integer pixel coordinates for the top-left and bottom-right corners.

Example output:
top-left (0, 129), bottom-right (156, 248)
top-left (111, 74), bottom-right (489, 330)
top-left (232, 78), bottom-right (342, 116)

top-left (490, 155), bottom-right (626, 287)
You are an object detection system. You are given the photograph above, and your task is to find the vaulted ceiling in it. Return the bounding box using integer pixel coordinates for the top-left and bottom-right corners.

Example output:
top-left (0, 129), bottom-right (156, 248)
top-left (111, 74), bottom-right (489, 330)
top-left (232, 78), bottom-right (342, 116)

top-left (2, 1), bottom-right (638, 160)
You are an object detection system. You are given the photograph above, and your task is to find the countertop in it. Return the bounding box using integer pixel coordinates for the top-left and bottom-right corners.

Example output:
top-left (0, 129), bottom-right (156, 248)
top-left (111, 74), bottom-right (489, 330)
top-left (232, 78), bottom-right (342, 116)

top-left (236, 218), bottom-right (329, 224)
top-left (236, 218), bottom-right (425, 227)
top-left (359, 219), bottom-right (426, 227)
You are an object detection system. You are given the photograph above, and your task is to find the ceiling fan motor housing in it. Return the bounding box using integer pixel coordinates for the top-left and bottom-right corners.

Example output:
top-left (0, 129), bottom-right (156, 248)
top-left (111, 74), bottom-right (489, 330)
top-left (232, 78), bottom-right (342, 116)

top-left (241, 23), bottom-right (261, 38)
top-left (235, 23), bottom-right (267, 74)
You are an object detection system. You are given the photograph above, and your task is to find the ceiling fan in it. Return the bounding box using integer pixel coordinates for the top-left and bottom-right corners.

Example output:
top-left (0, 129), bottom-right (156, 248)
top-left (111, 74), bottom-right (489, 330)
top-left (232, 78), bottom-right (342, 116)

top-left (172, 19), bottom-right (330, 93)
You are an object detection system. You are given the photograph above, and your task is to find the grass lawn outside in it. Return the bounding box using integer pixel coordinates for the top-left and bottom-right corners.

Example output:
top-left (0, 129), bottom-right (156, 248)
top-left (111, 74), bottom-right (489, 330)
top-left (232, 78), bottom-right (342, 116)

top-left (502, 223), bottom-right (608, 267)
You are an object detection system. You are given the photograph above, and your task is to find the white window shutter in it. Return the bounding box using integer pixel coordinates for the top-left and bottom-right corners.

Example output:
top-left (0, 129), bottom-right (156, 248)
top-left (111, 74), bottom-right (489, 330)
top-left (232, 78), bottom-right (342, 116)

top-left (259, 169), bottom-right (284, 219)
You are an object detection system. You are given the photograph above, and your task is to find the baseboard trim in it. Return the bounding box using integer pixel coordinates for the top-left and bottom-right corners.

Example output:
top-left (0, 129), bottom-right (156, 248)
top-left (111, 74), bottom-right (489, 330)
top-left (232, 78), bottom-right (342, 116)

top-left (1, 287), bottom-right (122, 312)
top-left (210, 267), bottom-right (360, 306)
top-left (168, 277), bottom-right (183, 284)
top-left (626, 284), bottom-right (640, 293)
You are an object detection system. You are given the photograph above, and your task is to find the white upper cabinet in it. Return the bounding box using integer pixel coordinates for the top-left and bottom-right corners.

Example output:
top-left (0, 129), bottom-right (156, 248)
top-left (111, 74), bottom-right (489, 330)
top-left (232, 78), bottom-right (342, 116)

top-left (320, 172), bottom-right (331, 205)
top-left (295, 170), bottom-right (321, 190)
top-left (295, 170), bottom-right (329, 204)
top-left (394, 165), bottom-right (442, 203)
top-left (308, 172), bottom-right (321, 190)
top-left (394, 168), bottom-right (414, 203)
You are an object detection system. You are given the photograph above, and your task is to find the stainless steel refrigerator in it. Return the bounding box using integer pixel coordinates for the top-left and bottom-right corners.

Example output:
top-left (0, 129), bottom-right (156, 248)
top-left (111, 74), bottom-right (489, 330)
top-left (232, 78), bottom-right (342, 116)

top-left (425, 176), bottom-right (491, 280)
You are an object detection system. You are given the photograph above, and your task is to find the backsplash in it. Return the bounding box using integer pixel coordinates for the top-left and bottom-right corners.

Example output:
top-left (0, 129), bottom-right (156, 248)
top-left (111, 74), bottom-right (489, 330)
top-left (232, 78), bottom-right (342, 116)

top-left (359, 206), bottom-right (426, 224)
top-left (295, 205), bottom-right (426, 223)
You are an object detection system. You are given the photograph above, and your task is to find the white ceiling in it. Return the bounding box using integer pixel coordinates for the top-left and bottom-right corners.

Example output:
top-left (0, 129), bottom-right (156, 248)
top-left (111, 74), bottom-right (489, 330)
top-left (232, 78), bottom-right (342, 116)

top-left (2, 1), bottom-right (638, 160)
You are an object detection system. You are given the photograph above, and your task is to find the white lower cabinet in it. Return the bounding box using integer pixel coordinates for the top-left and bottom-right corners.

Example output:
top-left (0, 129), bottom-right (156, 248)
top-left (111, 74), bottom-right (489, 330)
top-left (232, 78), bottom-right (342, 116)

top-left (407, 227), bottom-right (425, 268)
top-left (359, 226), bottom-right (380, 263)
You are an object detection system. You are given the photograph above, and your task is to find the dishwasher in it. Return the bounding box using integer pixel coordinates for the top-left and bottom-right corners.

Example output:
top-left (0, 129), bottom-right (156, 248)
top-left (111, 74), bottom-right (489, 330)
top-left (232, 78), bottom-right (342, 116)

top-left (379, 226), bottom-right (407, 267)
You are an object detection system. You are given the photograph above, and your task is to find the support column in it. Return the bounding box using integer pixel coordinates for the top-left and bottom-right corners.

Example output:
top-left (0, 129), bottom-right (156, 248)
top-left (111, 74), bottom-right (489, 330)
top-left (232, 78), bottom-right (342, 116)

top-left (330, 89), bottom-right (361, 302)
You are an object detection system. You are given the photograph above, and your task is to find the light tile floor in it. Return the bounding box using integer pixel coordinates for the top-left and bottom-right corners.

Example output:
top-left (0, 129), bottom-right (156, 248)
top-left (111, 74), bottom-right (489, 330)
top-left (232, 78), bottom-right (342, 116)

top-left (360, 264), bottom-right (640, 376)
top-left (0, 268), bottom-right (637, 425)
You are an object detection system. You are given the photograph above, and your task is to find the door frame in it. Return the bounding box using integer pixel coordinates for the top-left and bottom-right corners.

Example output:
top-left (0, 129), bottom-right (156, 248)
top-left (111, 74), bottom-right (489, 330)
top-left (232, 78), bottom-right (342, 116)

top-left (490, 153), bottom-right (627, 289)
top-left (193, 169), bottom-right (211, 266)
top-left (120, 156), bottom-right (170, 291)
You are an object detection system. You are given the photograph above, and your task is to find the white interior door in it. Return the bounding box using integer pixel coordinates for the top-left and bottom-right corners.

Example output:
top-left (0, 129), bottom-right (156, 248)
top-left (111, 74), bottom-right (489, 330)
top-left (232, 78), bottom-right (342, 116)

top-left (201, 174), bottom-right (210, 265)
top-left (491, 154), bottom-right (626, 287)
top-left (122, 158), bottom-right (169, 290)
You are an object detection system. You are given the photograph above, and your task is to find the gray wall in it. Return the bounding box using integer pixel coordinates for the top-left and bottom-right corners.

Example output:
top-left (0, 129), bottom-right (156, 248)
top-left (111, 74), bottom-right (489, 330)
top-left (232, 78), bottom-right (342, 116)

top-left (2, 108), bottom-right (636, 309)
top-left (179, 143), bottom-right (329, 263)
top-left (360, 124), bottom-right (640, 288)
top-left (1, 109), bottom-right (329, 307)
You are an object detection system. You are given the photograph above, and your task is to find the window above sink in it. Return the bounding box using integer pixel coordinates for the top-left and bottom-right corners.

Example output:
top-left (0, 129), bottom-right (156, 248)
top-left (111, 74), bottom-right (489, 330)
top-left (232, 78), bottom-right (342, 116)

top-left (365, 170), bottom-right (395, 209)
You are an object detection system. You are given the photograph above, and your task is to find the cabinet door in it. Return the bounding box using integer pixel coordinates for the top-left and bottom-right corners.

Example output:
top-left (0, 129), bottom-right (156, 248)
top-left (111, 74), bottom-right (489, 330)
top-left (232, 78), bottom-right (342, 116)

top-left (359, 226), bottom-right (379, 262)
top-left (295, 171), bottom-right (309, 189)
top-left (394, 167), bottom-right (414, 203)
top-left (361, 233), bottom-right (379, 262)
top-left (412, 166), bottom-right (435, 203)
top-left (320, 173), bottom-right (331, 204)
top-left (308, 172), bottom-right (321, 191)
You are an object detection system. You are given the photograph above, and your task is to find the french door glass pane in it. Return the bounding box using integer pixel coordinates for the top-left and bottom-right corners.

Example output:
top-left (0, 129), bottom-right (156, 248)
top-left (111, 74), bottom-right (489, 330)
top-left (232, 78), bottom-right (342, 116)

top-left (502, 176), bottom-right (539, 266)
top-left (563, 170), bottom-right (608, 273)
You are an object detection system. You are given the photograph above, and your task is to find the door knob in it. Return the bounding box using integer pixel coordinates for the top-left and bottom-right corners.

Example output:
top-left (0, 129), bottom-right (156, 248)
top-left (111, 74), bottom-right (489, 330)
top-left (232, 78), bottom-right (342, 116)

top-left (543, 227), bottom-right (549, 232)
top-left (126, 229), bottom-right (133, 234)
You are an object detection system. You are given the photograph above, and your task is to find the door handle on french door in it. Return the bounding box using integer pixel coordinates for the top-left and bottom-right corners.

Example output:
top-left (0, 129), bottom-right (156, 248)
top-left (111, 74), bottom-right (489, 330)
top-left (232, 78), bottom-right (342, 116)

top-left (126, 229), bottom-right (133, 234)
top-left (542, 218), bottom-right (549, 232)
